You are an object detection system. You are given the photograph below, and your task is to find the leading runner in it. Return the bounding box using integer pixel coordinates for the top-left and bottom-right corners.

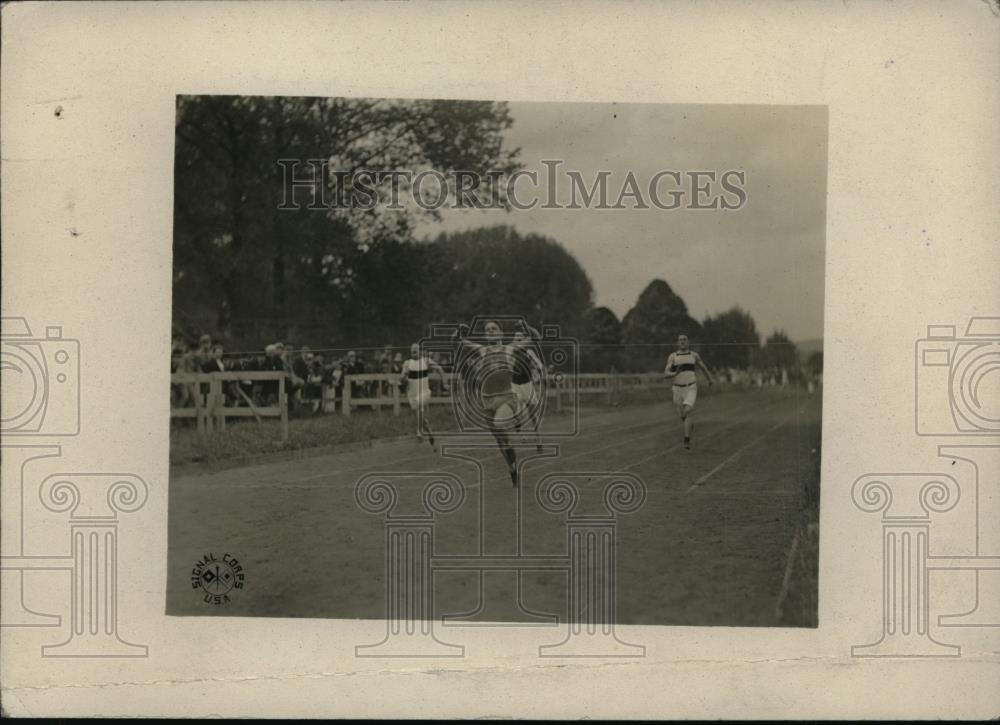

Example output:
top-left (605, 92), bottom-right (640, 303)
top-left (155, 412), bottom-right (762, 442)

top-left (453, 319), bottom-right (542, 487)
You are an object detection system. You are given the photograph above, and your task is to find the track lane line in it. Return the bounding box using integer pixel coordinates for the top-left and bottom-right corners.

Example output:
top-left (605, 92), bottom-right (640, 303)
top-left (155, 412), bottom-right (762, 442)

top-left (686, 418), bottom-right (788, 492)
top-left (774, 527), bottom-right (802, 621)
top-left (181, 393), bottom-right (786, 491)
top-left (221, 399), bottom-right (686, 487)
top-left (551, 396), bottom-right (796, 491)
top-left (276, 394), bottom-right (771, 490)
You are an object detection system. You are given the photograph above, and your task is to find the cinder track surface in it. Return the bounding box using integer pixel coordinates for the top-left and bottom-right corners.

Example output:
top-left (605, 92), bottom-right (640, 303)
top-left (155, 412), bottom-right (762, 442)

top-left (168, 387), bottom-right (821, 626)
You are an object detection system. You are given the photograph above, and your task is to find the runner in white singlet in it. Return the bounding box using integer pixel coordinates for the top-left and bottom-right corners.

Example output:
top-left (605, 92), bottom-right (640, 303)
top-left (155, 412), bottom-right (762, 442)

top-left (664, 333), bottom-right (715, 450)
top-left (400, 343), bottom-right (446, 448)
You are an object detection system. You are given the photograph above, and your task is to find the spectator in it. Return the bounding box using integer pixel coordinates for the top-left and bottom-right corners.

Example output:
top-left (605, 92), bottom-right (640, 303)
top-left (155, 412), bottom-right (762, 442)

top-left (261, 343), bottom-right (284, 405)
top-left (194, 334), bottom-right (213, 367)
top-left (201, 344), bottom-right (225, 374)
top-left (177, 348), bottom-right (201, 408)
top-left (171, 336), bottom-right (187, 360)
top-left (201, 344), bottom-right (238, 406)
top-left (378, 345), bottom-right (394, 394)
top-left (282, 345), bottom-right (305, 411)
top-left (343, 350), bottom-right (362, 375)
top-left (304, 352), bottom-right (325, 413)
top-left (342, 350), bottom-right (365, 400)
top-left (170, 340), bottom-right (192, 408)
top-left (329, 360), bottom-right (345, 411)
top-left (241, 352), bottom-right (262, 406)
top-left (377, 345), bottom-right (393, 370)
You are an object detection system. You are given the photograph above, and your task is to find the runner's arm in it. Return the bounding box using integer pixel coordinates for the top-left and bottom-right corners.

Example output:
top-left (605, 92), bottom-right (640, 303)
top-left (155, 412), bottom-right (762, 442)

top-left (664, 354), bottom-right (677, 378)
top-left (429, 358), bottom-right (450, 390)
top-left (452, 324), bottom-right (484, 355)
top-left (511, 320), bottom-right (542, 348)
top-left (695, 353), bottom-right (715, 385)
top-left (525, 349), bottom-right (545, 383)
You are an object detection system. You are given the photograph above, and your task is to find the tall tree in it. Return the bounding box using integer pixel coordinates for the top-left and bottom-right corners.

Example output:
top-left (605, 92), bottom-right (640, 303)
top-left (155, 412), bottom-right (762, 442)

top-left (173, 95), bottom-right (519, 340)
top-left (581, 306), bottom-right (623, 371)
top-left (700, 306), bottom-right (761, 369)
top-left (762, 330), bottom-right (799, 369)
top-left (621, 279), bottom-right (701, 370)
top-left (420, 226), bottom-right (594, 337)
top-left (806, 351), bottom-right (824, 375)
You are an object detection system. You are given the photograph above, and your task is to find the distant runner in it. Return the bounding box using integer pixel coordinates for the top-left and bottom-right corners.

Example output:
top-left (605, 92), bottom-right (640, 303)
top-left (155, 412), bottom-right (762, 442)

top-left (664, 333), bottom-right (715, 450)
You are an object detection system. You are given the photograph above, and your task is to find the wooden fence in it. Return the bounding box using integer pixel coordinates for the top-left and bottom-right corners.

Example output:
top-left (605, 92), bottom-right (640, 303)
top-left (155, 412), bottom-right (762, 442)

top-left (338, 372), bottom-right (671, 416)
top-left (170, 371), bottom-right (672, 438)
top-left (170, 371), bottom-right (289, 440)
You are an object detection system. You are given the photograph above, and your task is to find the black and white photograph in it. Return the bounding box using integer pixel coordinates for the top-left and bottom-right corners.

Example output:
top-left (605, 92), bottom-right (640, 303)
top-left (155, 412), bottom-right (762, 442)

top-left (6, 0), bottom-right (1000, 719)
top-left (167, 96), bottom-right (826, 628)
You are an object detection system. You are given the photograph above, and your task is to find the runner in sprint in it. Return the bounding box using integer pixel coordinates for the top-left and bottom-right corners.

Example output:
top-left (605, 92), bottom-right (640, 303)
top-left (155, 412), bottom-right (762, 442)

top-left (664, 333), bottom-right (715, 450)
top-left (453, 319), bottom-right (541, 487)
top-left (400, 342), bottom-right (447, 449)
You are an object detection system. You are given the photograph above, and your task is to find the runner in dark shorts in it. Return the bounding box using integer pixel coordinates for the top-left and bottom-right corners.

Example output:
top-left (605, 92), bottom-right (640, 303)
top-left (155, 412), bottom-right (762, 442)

top-left (453, 319), bottom-right (541, 487)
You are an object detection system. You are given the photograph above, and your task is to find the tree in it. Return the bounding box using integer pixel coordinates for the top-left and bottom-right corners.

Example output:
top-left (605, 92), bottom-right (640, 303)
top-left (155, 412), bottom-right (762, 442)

top-left (621, 279), bottom-right (701, 371)
top-left (173, 95), bottom-right (519, 341)
top-left (762, 330), bottom-right (799, 369)
top-left (581, 306), bottom-right (623, 371)
top-left (700, 306), bottom-right (761, 369)
top-left (420, 226), bottom-right (594, 337)
top-left (806, 351), bottom-right (824, 375)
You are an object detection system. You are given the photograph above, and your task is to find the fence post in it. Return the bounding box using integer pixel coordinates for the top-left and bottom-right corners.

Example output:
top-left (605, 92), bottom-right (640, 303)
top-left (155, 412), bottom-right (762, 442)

top-left (211, 376), bottom-right (225, 432)
top-left (393, 379), bottom-right (401, 416)
top-left (194, 377), bottom-right (206, 435)
top-left (342, 376), bottom-right (352, 417)
top-left (279, 376), bottom-right (289, 442)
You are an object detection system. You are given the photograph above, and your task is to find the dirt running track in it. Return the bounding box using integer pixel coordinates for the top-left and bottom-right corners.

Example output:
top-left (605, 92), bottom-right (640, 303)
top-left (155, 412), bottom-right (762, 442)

top-left (167, 387), bottom-right (821, 627)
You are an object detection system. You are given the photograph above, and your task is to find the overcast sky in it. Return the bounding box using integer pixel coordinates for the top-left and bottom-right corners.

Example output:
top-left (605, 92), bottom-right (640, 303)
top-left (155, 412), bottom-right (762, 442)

top-left (417, 102), bottom-right (827, 342)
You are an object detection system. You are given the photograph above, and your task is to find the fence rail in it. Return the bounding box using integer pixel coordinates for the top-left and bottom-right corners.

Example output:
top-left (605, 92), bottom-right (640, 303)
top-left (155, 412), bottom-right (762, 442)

top-left (171, 371), bottom-right (288, 440)
top-left (170, 371), bottom-right (674, 438)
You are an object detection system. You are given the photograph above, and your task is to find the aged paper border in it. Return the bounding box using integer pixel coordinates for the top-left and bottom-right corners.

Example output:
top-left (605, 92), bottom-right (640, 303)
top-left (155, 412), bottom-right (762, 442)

top-left (2, 0), bottom-right (999, 718)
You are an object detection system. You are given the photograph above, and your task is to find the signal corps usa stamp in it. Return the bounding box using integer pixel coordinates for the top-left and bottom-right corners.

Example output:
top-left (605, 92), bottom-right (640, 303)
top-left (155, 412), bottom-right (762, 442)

top-left (191, 553), bottom-right (245, 605)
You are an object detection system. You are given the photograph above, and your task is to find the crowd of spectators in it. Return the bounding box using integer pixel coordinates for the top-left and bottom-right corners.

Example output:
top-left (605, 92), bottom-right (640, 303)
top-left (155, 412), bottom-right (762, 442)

top-left (170, 334), bottom-right (448, 415)
top-left (171, 334), bottom-right (823, 418)
top-left (720, 365), bottom-right (822, 392)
